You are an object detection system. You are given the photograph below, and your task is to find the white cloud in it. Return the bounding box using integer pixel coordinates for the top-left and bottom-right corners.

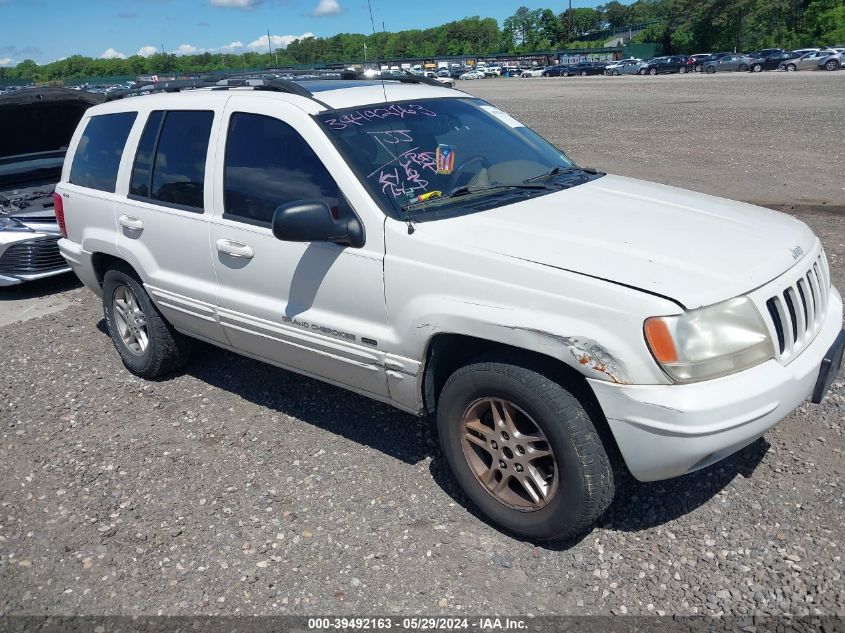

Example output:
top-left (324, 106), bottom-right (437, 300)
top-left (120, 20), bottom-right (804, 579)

top-left (217, 41), bottom-right (243, 53)
top-left (247, 32), bottom-right (314, 51)
top-left (0, 58), bottom-right (14, 67)
top-left (312, 0), bottom-right (341, 16)
top-left (209, 0), bottom-right (260, 9)
top-left (174, 43), bottom-right (201, 56)
top-left (100, 48), bottom-right (126, 59)
top-left (136, 46), bottom-right (159, 58)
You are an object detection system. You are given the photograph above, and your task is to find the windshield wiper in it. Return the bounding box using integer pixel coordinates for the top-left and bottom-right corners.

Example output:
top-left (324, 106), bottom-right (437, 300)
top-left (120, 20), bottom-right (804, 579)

top-left (402, 183), bottom-right (551, 212)
top-left (524, 165), bottom-right (598, 183)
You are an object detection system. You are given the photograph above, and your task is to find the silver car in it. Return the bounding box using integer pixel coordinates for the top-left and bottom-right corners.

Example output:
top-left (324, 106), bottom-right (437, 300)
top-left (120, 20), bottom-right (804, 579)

top-left (703, 54), bottom-right (752, 73)
top-left (608, 59), bottom-right (646, 75)
top-left (817, 49), bottom-right (844, 71)
top-left (781, 50), bottom-right (837, 71)
top-left (0, 87), bottom-right (103, 286)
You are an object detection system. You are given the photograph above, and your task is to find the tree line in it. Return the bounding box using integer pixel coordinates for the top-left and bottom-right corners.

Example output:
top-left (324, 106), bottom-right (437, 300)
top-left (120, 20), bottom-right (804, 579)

top-left (2, 0), bottom-right (843, 82)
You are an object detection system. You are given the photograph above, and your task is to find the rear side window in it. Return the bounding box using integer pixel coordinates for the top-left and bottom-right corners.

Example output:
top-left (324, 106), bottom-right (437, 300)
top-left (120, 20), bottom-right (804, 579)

top-left (69, 112), bottom-right (136, 192)
top-left (223, 112), bottom-right (339, 225)
top-left (129, 110), bottom-right (213, 212)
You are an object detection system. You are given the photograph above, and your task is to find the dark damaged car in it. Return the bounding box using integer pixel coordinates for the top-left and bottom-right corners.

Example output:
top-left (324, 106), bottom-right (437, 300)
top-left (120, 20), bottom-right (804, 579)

top-left (0, 87), bottom-right (103, 286)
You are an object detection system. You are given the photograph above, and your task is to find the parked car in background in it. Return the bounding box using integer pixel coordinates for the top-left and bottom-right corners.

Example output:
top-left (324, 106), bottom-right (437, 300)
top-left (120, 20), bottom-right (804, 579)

top-left (644, 56), bottom-right (692, 75)
top-left (607, 59), bottom-right (644, 75)
top-left (703, 54), bottom-right (752, 73)
top-left (565, 61), bottom-right (607, 76)
top-left (698, 52), bottom-right (732, 70)
top-left (459, 69), bottom-right (484, 80)
top-left (542, 65), bottom-right (568, 77)
top-left (604, 58), bottom-right (640, 75)
top-left (518, 67), bottom-right (545, 78)
top-left (780, 50), bottom-right (836, 71)
top-left (435, 76), bottom-right (455, 88)
top-left (818, 49), bottom-right (844, 71)
top-left (689, 54), bottom-right (712, 72)
top-left (0, 87), bottom-right (103, 286)
top-left (749, 50), bottom-right (796, 72)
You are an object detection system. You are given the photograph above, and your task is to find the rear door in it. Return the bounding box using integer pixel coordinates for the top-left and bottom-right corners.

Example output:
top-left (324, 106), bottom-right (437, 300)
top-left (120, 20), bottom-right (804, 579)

top-left (114, 100), bottom-right (227, 344)
top-left (208, 97), bottom-right (390, 398)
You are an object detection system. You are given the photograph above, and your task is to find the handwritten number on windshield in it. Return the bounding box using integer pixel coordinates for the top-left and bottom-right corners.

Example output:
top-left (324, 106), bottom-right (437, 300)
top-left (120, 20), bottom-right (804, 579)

top-left (323, 104), bottom-right (437, 130)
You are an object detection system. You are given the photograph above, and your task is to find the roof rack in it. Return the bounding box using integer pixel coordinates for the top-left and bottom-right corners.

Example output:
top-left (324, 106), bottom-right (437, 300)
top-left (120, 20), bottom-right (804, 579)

top-left (105, 69), bottom-right (449, 103)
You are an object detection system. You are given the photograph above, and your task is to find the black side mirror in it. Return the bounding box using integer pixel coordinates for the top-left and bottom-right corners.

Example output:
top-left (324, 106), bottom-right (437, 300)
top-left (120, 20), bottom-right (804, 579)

top-left (272, 200), bottom-right (364, 248)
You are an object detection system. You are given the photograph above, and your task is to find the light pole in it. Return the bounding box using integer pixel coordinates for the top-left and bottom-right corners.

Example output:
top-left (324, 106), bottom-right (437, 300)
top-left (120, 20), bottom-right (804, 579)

top-left (364, 42), bottom-right (368, 62)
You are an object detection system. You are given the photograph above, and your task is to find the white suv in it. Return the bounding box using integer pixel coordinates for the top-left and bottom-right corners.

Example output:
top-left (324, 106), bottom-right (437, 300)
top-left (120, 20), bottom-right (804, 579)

top-left (57, 75), bottom-right (844, 541)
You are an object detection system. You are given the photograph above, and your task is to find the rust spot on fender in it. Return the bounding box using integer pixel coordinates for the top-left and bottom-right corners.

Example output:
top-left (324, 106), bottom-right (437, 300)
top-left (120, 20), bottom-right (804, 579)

top-left (513, 328), bottom-right (629, 384)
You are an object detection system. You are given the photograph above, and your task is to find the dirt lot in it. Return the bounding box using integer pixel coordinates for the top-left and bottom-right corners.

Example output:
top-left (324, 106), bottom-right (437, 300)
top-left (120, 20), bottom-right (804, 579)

top-left (1, 72), bottom-right (844, 618)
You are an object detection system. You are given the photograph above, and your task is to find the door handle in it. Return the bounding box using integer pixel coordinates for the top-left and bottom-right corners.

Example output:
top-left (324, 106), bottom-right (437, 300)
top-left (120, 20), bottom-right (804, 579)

top-left (216, 238), bottom-right (254, 259)
top-left (118, 215), bottom-right (144, 230)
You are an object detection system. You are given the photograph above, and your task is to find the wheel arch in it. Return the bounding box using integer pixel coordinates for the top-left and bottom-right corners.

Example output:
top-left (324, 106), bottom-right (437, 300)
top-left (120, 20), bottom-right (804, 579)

top-left (422, 332), bottom-right (626, 473)
top-left (91, 252), bottom-right (141, 286)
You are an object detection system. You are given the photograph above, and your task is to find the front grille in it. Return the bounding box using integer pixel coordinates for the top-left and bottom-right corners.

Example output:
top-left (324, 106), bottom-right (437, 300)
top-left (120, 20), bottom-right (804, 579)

top-left (764, 251), bottom-right (830, 362)
top-left (0, 236), bottom-right (67, 276)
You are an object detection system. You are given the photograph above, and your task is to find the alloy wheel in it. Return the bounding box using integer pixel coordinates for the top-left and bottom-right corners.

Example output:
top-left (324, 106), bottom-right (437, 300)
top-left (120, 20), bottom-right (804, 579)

top-left (460, 398), bottom-right (558, 511)
top-left (112, 285), bottom-right (149, 355)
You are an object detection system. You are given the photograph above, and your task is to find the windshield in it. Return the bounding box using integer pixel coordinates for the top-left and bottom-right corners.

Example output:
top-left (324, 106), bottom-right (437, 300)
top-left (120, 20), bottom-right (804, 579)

top-left (318, 98), bottom-right (597, 219)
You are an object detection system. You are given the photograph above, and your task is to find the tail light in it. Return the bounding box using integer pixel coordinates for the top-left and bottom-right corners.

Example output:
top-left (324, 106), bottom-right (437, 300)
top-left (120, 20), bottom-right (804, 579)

top-left (52, 192), bottom-right (67, 238)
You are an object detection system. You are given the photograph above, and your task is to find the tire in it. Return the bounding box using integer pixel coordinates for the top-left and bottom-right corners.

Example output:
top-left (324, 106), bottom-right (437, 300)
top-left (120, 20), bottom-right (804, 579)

top-left (738, 64), bottom-right (748, 72)
top-left (436, 359), bottom-right (615, 541)
top-left (580, 70), bottom-right (587, 76)
top-left (649, 67), bottom-right (658, 75)
top-left (786, 64), bottom-right (796, 72)
top-left (826, 60), bottom-right (840, 71)
top-left (679, 66), bottom-right (687, 74)
top-left (102, 265), bottom-right (192, 379)
top-left (752, 63), bottom-right (763, 72)
top-left (706, 65), bottom-right (716, 74)
top-left (613, 69), bottom-right (620, 76)
top-left (638, 68), bottom-right (646, 75)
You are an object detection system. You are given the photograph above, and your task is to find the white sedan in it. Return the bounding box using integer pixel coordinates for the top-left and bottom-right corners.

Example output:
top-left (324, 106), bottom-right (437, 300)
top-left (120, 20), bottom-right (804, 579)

top-left (459, 70), bottom-right (484, 80)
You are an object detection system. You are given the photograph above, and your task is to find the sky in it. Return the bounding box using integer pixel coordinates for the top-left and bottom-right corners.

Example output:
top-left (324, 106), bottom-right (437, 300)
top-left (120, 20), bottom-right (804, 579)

top-left (0, 0), bottom-right (612, 67)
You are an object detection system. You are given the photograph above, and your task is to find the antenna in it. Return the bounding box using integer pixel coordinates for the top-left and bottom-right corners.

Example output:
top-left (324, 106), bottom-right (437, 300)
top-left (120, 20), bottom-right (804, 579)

top-left (365, 0), bottom-right (408, 227)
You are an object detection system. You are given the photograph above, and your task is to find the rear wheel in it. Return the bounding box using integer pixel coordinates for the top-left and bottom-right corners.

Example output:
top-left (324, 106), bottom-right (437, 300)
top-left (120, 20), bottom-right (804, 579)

top-left (786, 63), bottom-right (797, 72)
top-left (649, 67), bottom-right (658, 75)
top-left (580, 70), bottom-right (587, 76)
top-left (752, 63), bottom-right (763, 72)
top-left (102, 266), bottom-right (192, 378)
top-left (826, 60), bottom-right (840, 71)
top-left (706, 65), bottom-right (716, 74)
top-left (738, 63), bottom-right (748, 72)
top-left (436, 359), bottom-right (615, 541)
top-left (679, 66), bottom-right (687, 74)
top-left (638, 68), bottom-right (646, 75)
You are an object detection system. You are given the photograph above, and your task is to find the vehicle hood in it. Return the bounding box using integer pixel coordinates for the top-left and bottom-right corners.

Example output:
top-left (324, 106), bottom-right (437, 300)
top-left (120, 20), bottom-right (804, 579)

top-left (0, 87), bottom-right (104, 160)
top-left (420, 174), bottom-right (816, 309)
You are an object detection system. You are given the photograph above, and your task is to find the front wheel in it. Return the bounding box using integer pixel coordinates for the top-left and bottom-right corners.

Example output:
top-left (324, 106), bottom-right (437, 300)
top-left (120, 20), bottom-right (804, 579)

top-left (102, 266), bottom-right (192, 378)
top-left (826, 60), bottom-right (840, 71)
top-left (436, 360), bottom-right (615, 541)
top-left (706, 65), bottom-right (716, 74)
top-left (679, 66), bottom-right (687, 74)
top-left (649, 67), bottom-right (658, 75)
top-left (738, 63), bottom-right (748, 72)
top-left (786, 64), bottom-right (796, 72)
top-left (752, 63), bottom-right (763, 72)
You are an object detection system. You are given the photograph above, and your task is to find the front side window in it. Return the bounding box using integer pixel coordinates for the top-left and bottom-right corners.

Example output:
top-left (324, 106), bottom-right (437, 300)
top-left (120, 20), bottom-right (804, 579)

top-left (223, 112), bottom-right (340, 226)
top-left (69, 112), bottom-right (136, 192)
top-left (319, 98), bottom-right (600, 220)
top-left (129, 110), bottom-right (213, 211)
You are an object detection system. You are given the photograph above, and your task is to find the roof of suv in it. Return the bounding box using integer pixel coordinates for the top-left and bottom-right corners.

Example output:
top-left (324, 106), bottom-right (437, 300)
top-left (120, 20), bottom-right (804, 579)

top-left (98, 75), bottom-right (458, 114)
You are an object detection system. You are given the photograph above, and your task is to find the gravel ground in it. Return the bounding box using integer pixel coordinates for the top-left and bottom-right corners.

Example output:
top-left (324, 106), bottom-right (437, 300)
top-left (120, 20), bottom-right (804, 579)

top-left (1, 72), bottom-right (844, 618)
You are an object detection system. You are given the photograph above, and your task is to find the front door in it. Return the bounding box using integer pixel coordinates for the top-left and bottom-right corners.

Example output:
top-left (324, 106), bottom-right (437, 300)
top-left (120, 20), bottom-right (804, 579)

top-left (208, 100), bottom-right (390, 398)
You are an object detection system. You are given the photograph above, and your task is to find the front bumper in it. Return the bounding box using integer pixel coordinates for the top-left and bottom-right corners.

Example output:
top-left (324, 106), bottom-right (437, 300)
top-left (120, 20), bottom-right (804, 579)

top-left (0, 233), bottom-right (70, 286)
top-left (589, 286), bottom-right (843, 482)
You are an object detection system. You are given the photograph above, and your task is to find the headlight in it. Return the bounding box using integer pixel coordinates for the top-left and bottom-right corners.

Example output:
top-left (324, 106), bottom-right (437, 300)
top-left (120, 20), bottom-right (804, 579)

top-left (644, 297), bottom-right (774, 383)
top-left (0, 216), bottom-right (33, 232)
